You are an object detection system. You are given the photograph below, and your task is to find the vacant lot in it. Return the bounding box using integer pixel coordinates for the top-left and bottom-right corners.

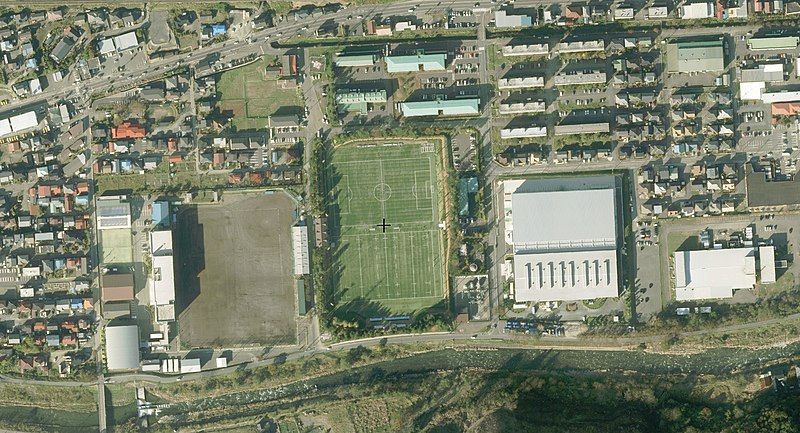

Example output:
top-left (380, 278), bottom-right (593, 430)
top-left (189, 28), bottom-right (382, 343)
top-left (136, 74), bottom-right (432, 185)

top-left (325, 141), bottom-right (445, 316)
top-left (176, 191), bottom-right (298, 346)
top-left (216, 56), bottom-right (303, 131)
top-left (94, 158), bottom-right (229, 194)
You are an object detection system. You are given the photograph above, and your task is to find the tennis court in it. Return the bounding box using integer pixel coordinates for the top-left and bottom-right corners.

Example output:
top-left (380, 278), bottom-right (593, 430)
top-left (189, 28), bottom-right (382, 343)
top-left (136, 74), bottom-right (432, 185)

top-left (326, 141), bottom-right (445, 314)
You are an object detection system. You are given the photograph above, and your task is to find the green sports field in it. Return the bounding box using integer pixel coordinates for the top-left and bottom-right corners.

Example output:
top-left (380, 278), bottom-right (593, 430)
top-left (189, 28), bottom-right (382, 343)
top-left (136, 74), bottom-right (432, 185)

top-left (326, 141), bottom-right (445, 315)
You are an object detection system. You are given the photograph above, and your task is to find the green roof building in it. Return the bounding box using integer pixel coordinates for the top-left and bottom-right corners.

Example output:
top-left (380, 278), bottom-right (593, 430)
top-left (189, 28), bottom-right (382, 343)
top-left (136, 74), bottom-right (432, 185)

top-left (748, 36), bottom-right (800, 51)
top-left (386, 53), bottom-right (447, 73)
top-left (335, 53), bottom-right (378, 67)
top-left (666, 39), bottom-right (725, 73)
top-left (335, 89), bottom-right (388, 114)
top-left (400, 98), bottom-right (480, 117)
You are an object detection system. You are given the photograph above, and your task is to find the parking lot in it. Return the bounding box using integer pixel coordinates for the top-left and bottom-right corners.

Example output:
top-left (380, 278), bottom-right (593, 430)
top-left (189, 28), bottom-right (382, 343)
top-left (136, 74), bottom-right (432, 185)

top-left (633, 221), bottom-right (664, 322)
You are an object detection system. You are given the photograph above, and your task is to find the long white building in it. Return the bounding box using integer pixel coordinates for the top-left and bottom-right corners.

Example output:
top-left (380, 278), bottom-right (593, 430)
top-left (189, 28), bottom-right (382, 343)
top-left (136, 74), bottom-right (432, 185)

top-left (502, 43), bottom-right (549, 57)
top-left (499, 101), bottom-right (546, 115)
top-left (292, 226), bottom-right (310, 275)
top-left (498, 76), bottom-right (545, 89)
top-left (500, 126), bottom-right (547, 139)
top-left (150, 230), bottom-right (176, 313)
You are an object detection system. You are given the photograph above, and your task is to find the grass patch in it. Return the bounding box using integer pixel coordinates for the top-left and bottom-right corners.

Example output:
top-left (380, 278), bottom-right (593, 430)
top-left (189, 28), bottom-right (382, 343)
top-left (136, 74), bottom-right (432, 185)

top-left (0, 406), bottom-right (98, 433)
top-left (667, 232), bottom-right (701, 252)
top-left (94, 167), bottom-right (229, 195)
top-left (757, 271), bottom-right (797, 297)
top-left (0, 384), bottom-right (96, 411)
top-left (583, 298), bottom-right (607, 310)
top-left (216, 56), bottom-right (303, 132)
top-left (177, 32), bottom-right (199, 50)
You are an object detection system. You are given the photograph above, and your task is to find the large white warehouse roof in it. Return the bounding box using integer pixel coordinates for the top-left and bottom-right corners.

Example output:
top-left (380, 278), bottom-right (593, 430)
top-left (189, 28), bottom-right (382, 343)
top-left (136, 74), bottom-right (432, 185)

top-left (0, 110), bottom-right (39, 138)
top-left (674, 248), bottom-right (756, 301)
top-left (508, 176), bottom-right (620, 302)
top-left (113, 32), bottom-right (139, 51)
top-left (511, 188), bottom-right (617, 252)
top-left (514, 249), bottom-right (618, 302)
top-left (105, 324), bottom-right (140, 371)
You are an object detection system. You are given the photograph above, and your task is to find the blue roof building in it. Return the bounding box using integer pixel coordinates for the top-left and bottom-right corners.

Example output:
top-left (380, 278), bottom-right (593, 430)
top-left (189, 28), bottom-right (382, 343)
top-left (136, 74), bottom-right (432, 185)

top-left (75, 194), bottom-right (90, 207)
top-left (210, 24), bottom-right (227, 37)
top-left (46, 334), bottom-right (60, 347)
top-left (152, 200), bottom-right (169, 226)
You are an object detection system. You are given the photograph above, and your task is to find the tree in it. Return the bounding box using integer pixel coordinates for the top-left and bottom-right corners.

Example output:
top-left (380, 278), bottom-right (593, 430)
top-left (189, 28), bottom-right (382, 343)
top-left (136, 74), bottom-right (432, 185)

top-left (749, 409), bottom-right (798, 433)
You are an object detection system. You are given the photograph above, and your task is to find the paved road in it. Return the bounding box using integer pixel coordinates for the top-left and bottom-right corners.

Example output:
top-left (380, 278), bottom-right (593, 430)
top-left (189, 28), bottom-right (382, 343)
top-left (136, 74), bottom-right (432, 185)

top-left (97, 378), bottom-right (107, 433)
top-left (5, 306), bottom-right (800, 389)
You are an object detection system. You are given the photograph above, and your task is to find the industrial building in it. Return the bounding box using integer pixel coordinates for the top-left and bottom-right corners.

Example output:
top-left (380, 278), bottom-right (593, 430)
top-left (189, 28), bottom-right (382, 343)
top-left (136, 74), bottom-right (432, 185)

top-left (740, 63), bottom-right (785, 101)
top-left (679, 1), bottom-right (714, 19)
top-left (759, 90), bottom-right (800, 104)
top-left (494, 10), bottom-right (533, 27)
top-left (180, 358), bottom-right (202, 373)
top-left (105, 323), bottom-right (140, 371)
top-left (666, 39), bottom-right (725, 73)
top-left (0, 110), bottom-right (39, 138)
top-left (748, 36), bottom-right (800, 51)
top-left (760, 246), bottom-right (776, 284)
top-left (506, 176), bottom-right (620, 302)
top-left (97, 31), bottom-right (139, 55)
top-left (400, 98), bottom-right (479, 117)
top-left (673, 247), bottom-right (774, 300)
top-left (335, 89), bottom-right (387, 114)
top-left (150, 230), bottom-right (176, 322)
top-left (741, 63), bottom-right (784, 83)
top-left (385, 53), bottom-right (446, 73)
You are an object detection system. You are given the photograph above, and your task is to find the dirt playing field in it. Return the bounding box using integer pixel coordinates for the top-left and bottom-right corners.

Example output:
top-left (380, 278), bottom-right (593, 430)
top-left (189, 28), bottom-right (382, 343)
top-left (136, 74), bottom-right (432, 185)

top-left (175, 191), bottom-right (298, 347)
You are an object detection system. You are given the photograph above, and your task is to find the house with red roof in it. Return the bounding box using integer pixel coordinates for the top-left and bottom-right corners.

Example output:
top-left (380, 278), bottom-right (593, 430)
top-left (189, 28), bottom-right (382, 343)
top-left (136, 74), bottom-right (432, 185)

top-left (112, 121), bottom-right (146, 139)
